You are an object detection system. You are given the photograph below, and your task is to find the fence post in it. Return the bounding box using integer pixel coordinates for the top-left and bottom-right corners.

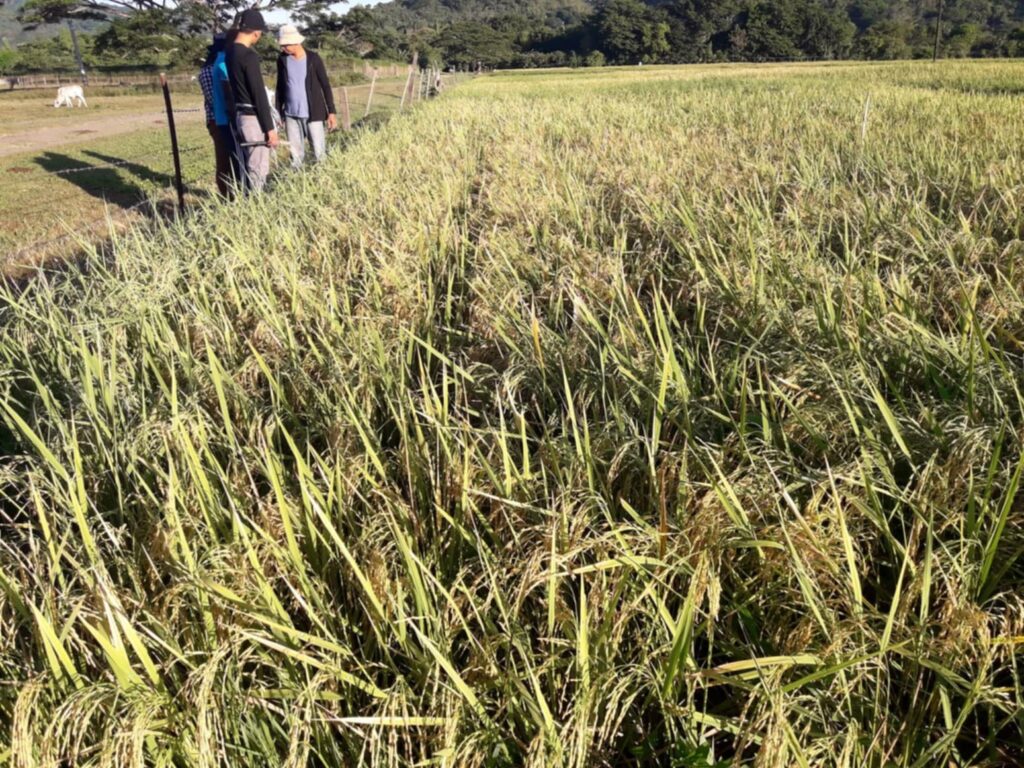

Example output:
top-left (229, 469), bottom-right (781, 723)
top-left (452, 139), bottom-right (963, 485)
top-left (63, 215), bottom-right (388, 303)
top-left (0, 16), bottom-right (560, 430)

top-left (400, 62), bottom-right (414, 111)
top-left (340, 87), bottom-right (351, 130)
top-left (365, 70), bottom-right (377, 117)
top-left (159, 73), bottom-right (185, 213)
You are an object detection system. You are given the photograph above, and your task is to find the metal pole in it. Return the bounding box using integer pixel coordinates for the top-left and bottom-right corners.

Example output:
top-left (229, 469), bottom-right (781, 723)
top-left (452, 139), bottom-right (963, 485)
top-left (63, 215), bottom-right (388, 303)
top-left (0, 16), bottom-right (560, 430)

top-left (160, 73), bottom-right (185, 213)
top-left (933, 0), bottom-right (944, 62)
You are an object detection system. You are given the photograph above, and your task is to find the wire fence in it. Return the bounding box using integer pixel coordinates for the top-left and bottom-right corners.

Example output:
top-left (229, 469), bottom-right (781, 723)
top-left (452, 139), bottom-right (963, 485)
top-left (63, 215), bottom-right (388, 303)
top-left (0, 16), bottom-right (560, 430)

top-left (5, 63), bottom-right (413, 93)
top-left (2, 70), bottom-right (472, 270)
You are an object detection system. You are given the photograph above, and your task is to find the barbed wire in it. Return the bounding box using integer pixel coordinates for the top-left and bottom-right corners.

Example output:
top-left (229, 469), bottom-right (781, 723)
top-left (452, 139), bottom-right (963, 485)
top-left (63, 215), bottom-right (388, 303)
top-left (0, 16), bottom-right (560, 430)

top-left (49, 156), bottom-right (167, 176)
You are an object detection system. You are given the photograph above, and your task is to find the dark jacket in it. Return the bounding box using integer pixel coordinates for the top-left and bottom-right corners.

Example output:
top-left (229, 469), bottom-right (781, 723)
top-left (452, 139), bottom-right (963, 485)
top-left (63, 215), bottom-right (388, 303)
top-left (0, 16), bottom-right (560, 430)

top-left (227, 42), bottom-right (275, 133)
top-left (275, 50), bottom-right (336, 123)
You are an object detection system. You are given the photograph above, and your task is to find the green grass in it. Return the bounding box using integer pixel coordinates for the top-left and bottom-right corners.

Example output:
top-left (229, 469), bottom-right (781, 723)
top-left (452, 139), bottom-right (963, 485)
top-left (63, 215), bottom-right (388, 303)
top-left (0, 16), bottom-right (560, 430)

top-left (0, 61), bottom-right (1022, 767)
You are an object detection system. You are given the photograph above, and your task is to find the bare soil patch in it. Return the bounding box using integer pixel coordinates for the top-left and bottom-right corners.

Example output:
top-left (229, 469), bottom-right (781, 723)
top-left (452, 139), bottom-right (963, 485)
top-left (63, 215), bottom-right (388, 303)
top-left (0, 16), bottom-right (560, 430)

top-left (0, 109), bottom-right (202, 159)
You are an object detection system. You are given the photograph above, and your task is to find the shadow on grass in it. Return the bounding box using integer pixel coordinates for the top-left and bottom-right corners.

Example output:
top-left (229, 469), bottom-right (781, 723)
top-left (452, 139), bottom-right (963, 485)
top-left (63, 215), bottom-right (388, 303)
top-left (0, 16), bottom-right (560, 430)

top-left (310, 109), bottom-right (397, 158)
top-left (34, 150), bottom-right (171, 208)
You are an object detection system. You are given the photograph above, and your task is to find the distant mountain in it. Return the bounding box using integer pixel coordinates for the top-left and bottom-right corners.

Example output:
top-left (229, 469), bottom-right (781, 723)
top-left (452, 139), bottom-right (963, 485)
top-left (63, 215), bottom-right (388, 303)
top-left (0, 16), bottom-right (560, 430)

top-left (1, 0), bottom-right (32, 44)
top-left (0, 0), bottom-right (103, 45)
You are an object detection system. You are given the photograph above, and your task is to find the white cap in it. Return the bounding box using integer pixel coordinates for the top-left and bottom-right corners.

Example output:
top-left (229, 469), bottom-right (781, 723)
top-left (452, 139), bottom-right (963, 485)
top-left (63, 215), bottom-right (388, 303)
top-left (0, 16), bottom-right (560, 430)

top-left (277, 24), bottom-right (305, 46)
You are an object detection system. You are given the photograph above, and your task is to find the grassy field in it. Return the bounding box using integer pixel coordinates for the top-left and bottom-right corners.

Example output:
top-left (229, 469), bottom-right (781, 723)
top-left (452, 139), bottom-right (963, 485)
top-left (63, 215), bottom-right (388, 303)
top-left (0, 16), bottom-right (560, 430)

top-left (0, 60), bottom-right (1022, 767)
top-left (0, 77), bottom-right (414, 268)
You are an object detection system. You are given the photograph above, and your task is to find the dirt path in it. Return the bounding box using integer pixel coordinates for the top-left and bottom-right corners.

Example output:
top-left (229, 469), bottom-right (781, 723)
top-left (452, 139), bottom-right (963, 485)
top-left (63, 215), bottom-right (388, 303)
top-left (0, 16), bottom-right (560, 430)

top-left (0, 109), bottom-right (204, 159)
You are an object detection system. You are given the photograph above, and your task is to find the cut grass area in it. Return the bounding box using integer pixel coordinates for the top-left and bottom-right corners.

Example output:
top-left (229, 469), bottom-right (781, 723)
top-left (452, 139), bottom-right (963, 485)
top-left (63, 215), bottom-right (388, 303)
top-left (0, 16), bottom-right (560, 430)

top-left (1, 62), bottom-right (1019, 766)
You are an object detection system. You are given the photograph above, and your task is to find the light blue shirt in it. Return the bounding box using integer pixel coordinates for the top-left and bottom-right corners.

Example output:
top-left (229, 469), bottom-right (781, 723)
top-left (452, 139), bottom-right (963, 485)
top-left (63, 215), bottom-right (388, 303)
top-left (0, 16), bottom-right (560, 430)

top-left (284, 55), bottom-right (309, 119)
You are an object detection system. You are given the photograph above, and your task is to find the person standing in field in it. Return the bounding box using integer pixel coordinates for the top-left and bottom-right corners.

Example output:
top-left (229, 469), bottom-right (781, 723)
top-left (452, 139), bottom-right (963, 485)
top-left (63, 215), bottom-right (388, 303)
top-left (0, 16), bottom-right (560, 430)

top-left (275, 24), bottom-right (337, 168)
top-left (226, 9), bottom-right (279, 192)
top-left (198, 33), bottom-right (239, 197)
top-left (213, 29), bottom-right (243, 194)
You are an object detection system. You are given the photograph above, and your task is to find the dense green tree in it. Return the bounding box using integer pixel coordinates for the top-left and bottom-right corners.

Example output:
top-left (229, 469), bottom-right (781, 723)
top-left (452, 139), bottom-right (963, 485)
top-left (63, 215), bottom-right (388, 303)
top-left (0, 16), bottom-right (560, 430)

top-left (855, 19), bottom-right (912, 59)
top-left (16, 0), bottom-right (338, 35)
top-left (657, 0), bottom-right (743, 61)
top-left (306, 5), bottom-right (406, 59)
top-left (0, 44), bottom-right (19, 70)
top-left (342, 0), bottom-right (1024, 66)
top-left (91, 7), bottom-right (202, 65)
top-left (596, 0), bottom-right (670, 62)
top-left (11, 26), bottom-right (81, 67)
top-left (945, 21), bottom-right (983, 56)
top-left (431, 20), bottom-right (515, 66)
top-left (846, 0), bottom-right (889, 30)
top-left (9, 0), bottom-right (1024, 71)
top-left (743, 1), bottom-right (806, 59)
top-left (803, 3), bottom-right (856, 58)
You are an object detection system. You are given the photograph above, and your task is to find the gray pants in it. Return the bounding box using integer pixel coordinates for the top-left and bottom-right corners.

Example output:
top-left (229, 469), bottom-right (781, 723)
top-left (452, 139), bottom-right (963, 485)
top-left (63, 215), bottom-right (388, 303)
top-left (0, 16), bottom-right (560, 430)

top-left (236, 115), bottom-right (270, 192)
top-left (285, 116), bottom-right (326, 168)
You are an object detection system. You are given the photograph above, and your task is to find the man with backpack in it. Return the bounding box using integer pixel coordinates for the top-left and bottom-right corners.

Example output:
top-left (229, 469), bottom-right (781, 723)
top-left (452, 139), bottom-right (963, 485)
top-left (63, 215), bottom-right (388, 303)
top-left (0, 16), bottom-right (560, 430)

top-left (275, 24), bottom-right (337, 168)
top-left (226, 8), bottom-right (279, 191)
top-left (198, 32), bottom-right (241, 197)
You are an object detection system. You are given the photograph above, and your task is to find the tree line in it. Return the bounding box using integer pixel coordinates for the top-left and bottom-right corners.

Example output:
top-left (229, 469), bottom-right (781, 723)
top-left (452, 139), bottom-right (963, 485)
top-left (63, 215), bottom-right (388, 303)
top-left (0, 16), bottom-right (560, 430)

top-left (339, 0), bottom-right (1024, 68)
top-left (1, 0), bottom-right (1023, 74)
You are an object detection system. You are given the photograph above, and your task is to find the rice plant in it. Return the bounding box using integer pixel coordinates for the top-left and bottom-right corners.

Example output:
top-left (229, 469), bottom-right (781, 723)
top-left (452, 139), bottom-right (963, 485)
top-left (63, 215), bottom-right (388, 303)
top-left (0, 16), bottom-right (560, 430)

top-left (1, 60), bottom-right (1022, 767)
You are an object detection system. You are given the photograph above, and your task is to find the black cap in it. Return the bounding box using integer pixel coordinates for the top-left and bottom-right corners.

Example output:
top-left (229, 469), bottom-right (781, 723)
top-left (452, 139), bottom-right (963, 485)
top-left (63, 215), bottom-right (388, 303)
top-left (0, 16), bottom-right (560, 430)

top-left (238, 9), bottom-right (267, 31)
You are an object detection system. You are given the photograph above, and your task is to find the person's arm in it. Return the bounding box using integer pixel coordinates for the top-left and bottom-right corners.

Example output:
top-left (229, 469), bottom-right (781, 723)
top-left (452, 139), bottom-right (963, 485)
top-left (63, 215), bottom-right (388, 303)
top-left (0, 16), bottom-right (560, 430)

top-left (198, 66), bottom-right (215, 123)
top-left (316, 55), bottom-right (337, 130)
top-left (275, 56), bottom-right (286, 118)
top-left (317, 56), bottom-right (336, 115)
top-left (246, 52), bottom-right (275, 135)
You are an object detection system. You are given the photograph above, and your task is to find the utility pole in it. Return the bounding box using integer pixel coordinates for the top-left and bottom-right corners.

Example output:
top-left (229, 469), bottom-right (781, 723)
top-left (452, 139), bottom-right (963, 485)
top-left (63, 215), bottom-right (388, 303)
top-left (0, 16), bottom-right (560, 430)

top-left (932, 0), bottom-right (944, 62)
top-left (66, 18), bottom-right (87, 84)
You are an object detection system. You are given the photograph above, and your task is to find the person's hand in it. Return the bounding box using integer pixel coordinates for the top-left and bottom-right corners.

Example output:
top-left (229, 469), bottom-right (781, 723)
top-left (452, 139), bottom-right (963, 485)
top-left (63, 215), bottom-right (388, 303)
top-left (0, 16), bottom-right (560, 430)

top-left (267, 130), bottom-right (280, 149)
top-left (327, 113), bottom-right (338, 132)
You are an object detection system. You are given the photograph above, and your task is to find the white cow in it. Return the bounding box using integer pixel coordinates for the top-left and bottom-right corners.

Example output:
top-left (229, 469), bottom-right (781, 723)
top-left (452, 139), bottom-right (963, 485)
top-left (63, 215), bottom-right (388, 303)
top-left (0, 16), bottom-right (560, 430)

top-left (53, 85), bottom-right (87, 108)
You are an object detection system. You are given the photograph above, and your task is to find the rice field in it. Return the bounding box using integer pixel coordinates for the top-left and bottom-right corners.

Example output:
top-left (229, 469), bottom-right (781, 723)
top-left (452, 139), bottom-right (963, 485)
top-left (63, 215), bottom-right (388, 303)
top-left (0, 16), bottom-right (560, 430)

top-left (1, 60), bottom-right (1023, 767)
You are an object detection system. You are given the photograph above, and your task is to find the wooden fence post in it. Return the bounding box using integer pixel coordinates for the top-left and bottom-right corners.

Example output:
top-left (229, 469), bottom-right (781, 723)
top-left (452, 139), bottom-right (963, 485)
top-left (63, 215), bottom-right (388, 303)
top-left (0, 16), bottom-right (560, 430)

top-left (399, 69), bottom-right (411, 110)
top-left (365, 70), bottom-right (377, 117)
top-left (160, 73), bottom-right (185, 213)
top-left (400, 52), bottom-right (418, 111)
top-left (341, 87), bottom-right (351, 130)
